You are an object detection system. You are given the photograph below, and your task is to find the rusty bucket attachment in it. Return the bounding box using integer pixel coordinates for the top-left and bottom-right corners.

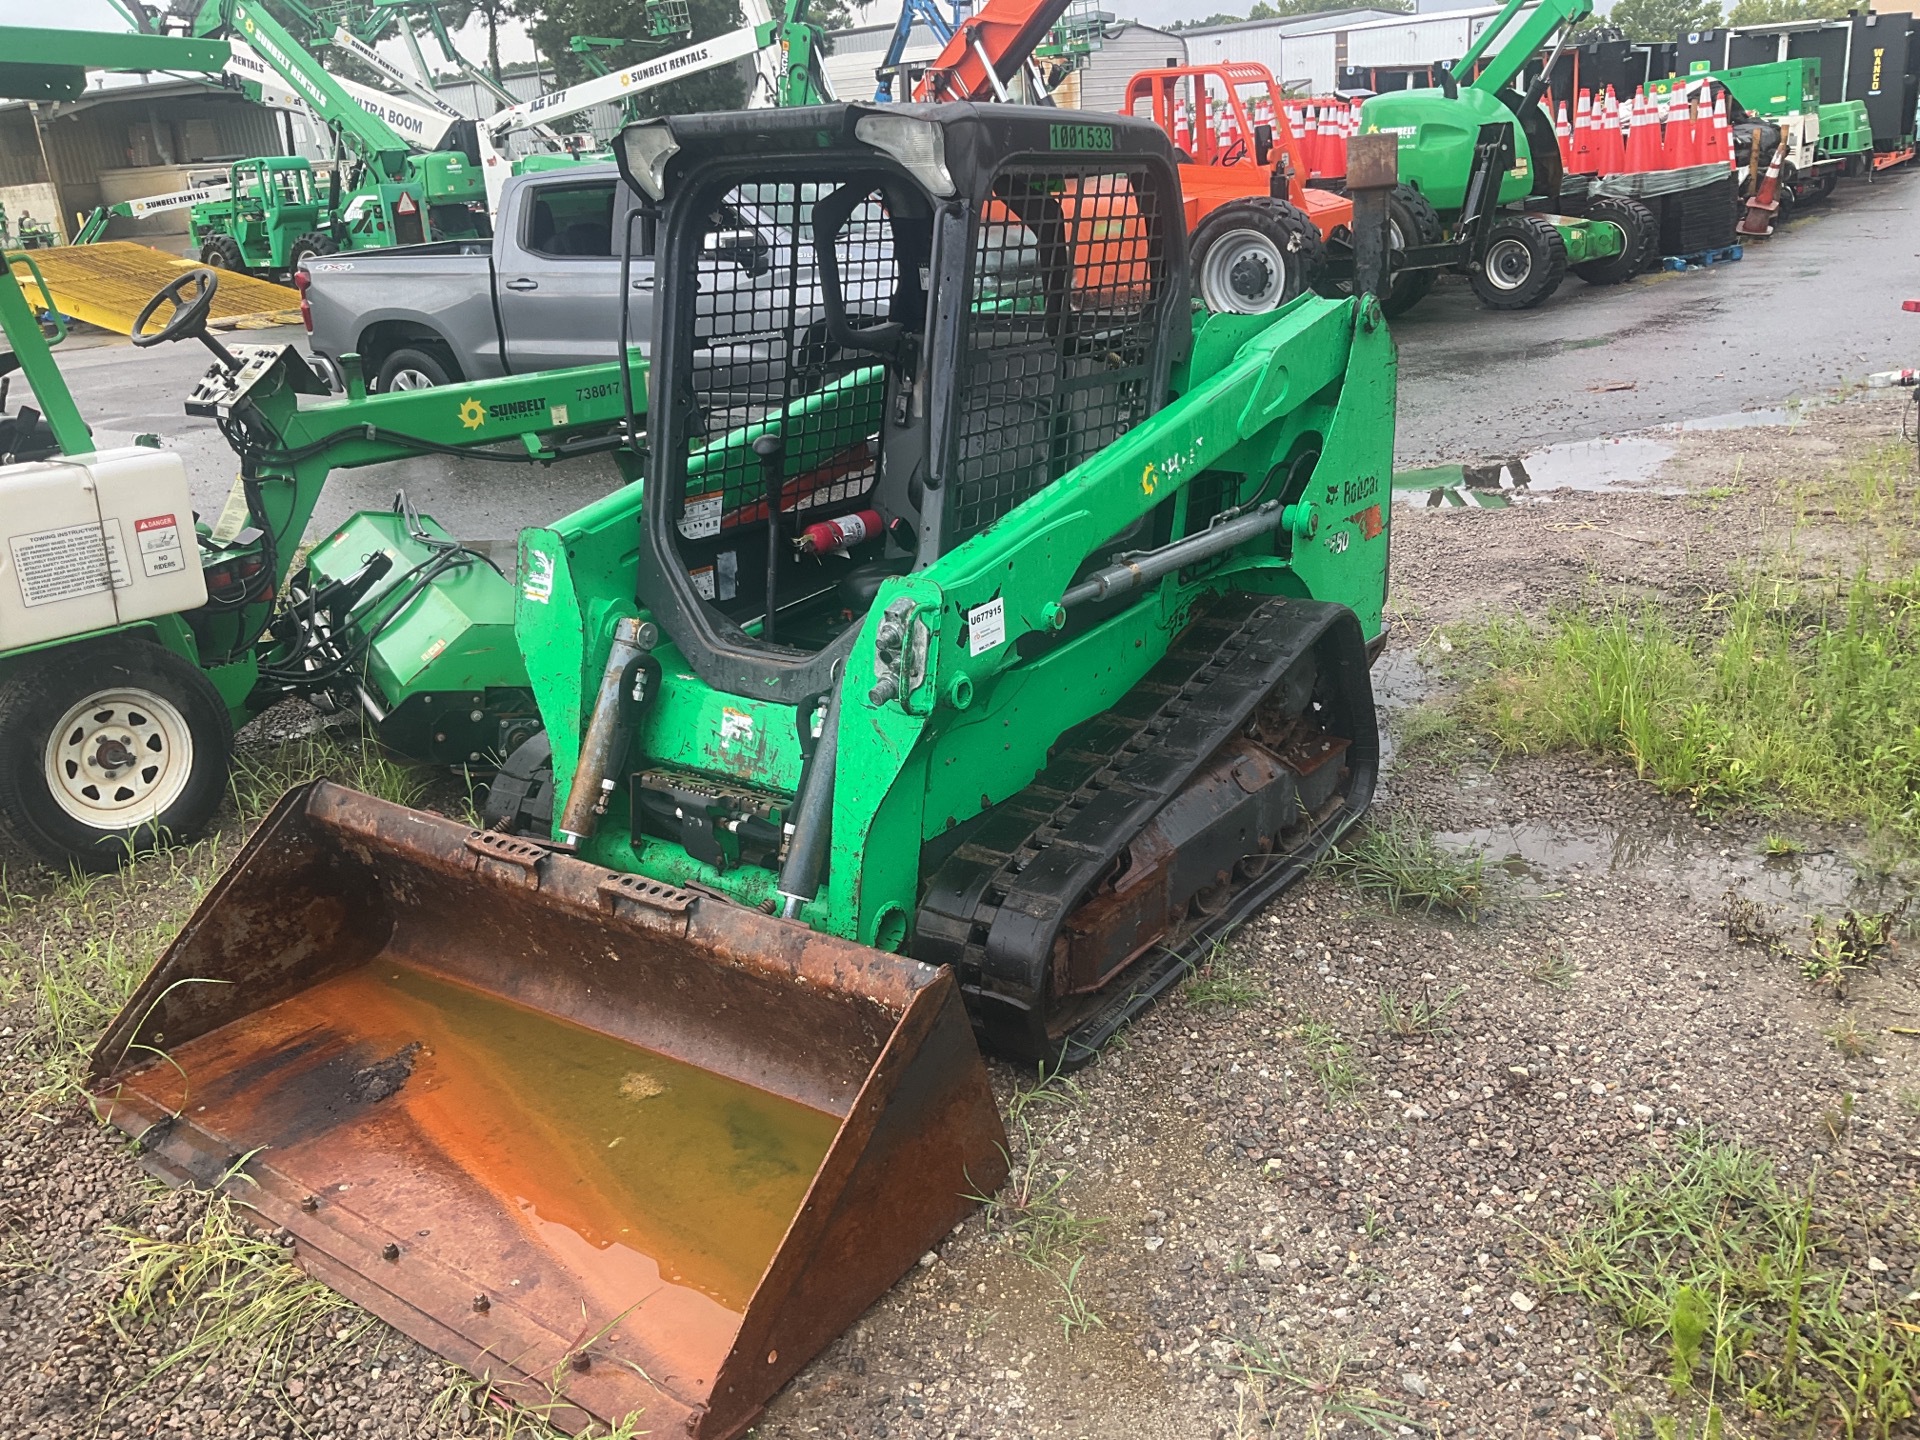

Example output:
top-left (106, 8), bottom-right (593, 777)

top-left (89, 783), bottom-right (1007, 1438)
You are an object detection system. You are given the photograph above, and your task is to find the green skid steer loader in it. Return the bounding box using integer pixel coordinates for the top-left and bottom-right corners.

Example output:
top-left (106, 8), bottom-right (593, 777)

top-left (93, 103), bottom-right (1398, 1437)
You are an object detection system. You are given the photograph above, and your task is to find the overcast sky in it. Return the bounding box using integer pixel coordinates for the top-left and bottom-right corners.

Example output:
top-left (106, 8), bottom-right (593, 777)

top-left (16, 0), bottom-right (1614, 68)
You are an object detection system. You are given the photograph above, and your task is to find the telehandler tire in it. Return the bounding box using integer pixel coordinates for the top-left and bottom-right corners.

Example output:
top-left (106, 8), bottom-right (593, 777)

top-left (1192, 198), bottom-right (1325, 314)
top-left (0, 638), bottom-right (232, 871)
top-left (1470, 214), bottom-right (1567, 310)
top-left (199, 233), bottom-right (244, 272)
top-left (289, 231), bottom-right (338, 268)
top-left (1573, 196), bottom-right (1657, 285)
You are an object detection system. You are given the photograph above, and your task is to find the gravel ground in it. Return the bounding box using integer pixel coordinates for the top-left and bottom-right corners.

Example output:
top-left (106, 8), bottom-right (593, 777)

top-left (4, 392), bottom-right (1918, 1440)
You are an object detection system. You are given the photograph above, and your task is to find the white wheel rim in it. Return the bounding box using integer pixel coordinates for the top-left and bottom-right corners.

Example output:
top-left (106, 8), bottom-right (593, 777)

top-left (386, 368), bottom-right (437, 391)
top-left (45, 687), bottom-right (195, 831)
top-left (1483, 236), bottom-right (1533, 292)
top-left (1201, 229), bottom-right (1288, 314)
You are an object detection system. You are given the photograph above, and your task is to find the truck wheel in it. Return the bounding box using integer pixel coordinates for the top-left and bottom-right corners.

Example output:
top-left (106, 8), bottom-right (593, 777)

top-left (1192, 198), bottom-right (1326, 314)
top-left (290, 232), bottom-right (338, 267)
top-left (374, 345), bottom-right (455, 392)
top-left (200, 234), bottom-right (244, 271)
top-left (1572, 197), bottom-right (1656, 285)
top-left (1469, 214), bottom-right (1567, 311)
top-left (1382, 184), bottom-right (1442, 317)
top-left (0, 639), bottom-right (233, 871)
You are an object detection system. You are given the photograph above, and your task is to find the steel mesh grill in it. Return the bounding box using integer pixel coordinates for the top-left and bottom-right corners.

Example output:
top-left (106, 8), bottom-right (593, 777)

top-left (679, 181), bottom-right (894, 546)
top-left (947, 167), bottom-right (1165, 547)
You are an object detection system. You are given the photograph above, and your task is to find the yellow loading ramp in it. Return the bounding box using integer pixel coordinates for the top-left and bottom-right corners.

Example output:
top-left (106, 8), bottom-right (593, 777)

top-left (9, 242), bottom-right (299, 334)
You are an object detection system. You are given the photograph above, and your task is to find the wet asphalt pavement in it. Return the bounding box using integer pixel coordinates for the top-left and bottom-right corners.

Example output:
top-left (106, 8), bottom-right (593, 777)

top-left (29, 165), bottom-right (1920, 536)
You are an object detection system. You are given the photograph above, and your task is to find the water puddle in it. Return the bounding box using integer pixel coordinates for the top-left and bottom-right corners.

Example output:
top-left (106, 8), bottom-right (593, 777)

top-left (1439, 819), bottom-right (1900, 914)
top-left (1674, 403), bottom-right (1810, 431)
top-left (1394, 435), bottom-right (1678, 508)
top-left (1395, 402), bottom-right (1817, 509)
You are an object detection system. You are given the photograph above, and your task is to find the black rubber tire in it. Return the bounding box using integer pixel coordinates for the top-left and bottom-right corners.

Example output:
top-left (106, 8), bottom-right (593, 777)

top-left (289, 231), bottom-right (338, 267)
top-left (1191, 198), bottom-right (1326, 314)
top-left (1382, 184), bottom-right (1442, 317)
top-left (0, 638), bottom-right (232, 871)
top-left (1573, 196), bottom-right (1657, 285)
top-left (1469, 214), bottom-right (1568, 311)
top-left (199, 233), bottom-right (244, 271)
top-left (373, 344), bottom-right (456, 393)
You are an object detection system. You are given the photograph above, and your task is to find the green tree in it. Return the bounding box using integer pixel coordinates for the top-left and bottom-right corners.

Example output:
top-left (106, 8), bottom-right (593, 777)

top-left (514, 0), bottom-right (750, 113)
top-left (1606, 0), bottom-right (1723, 43)
top-left (1727, 0), bottom-right (1851, 23)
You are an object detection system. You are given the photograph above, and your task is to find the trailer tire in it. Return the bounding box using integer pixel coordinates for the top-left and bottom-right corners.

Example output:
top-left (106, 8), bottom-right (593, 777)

top-left (0, 638), bottom-right (232, 871)
top-left (1192, 198), bottom-right (1325, 314)
top-left (290, 232), bottom-right (338, 267)
top-left (199, 234), bottom-right (244, 272)
top-left (1469, 214), bottom-right (1567, 311)
top-left (374, 345), bottom-right (456, 393)
top-left (1573, 197), bottom-right (1656, 285)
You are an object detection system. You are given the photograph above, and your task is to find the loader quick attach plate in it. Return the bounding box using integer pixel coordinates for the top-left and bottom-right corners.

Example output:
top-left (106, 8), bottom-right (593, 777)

top-left (917, 594), bottom-right (1378, 1067)
top-left (88, 784), bottom-right (1006, 1439)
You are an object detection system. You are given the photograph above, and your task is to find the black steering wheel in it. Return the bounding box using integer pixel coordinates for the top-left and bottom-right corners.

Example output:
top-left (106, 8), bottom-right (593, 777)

top-left (131, 269), bottom-right (219, 349)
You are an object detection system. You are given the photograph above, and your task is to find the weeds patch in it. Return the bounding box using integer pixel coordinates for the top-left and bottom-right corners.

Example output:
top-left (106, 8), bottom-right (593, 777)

top-left (1535, 1132), bottom-right (1919, 1436)
top-left (107, 1189), bottom-right (373, 1408)
top-left (1326, 814), bottom-right (1487, 919)
top-left (1295, 1020), bottom-right (1365, 1103)
top-left (1376, 985), bottom-right (1463, 1039)
top-left (1221, 1337), bottom-right (1415, 1436)
top-left (1466, 569), bottom-right (1920, 846)
top-left (1721, 892), bottom-right (1899, 998)
top-left (1185, 946), bottom-right (1265, 1009)
top-left (974, 1068), bottom-right (1107, 1340)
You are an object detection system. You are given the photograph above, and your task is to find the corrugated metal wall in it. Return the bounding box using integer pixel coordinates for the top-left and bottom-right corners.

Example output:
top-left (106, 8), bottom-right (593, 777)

top-left (3, 88), bottom-right (282, 239)
top-left (1077, 26), bottom-right (1188, 112)
top-left (1345, 8), bottom-right (1535, 68)
top-left (0, 111), bottom-right (45, 188)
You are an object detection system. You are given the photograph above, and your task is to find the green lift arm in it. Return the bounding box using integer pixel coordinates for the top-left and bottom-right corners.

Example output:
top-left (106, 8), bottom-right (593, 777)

top-left (183, 0), bottom-right (418, 182)
top-left (1451, 0), bottom-right (1593, 97)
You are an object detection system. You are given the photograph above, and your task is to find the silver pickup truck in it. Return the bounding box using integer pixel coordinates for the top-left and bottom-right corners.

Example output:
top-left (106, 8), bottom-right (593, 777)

top-left (301, 163), bottom-right (797, 392)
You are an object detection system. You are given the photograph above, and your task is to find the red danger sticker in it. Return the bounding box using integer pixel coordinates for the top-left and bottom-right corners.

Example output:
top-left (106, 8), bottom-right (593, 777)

top-left (135, 513), bottom-right (178, 532)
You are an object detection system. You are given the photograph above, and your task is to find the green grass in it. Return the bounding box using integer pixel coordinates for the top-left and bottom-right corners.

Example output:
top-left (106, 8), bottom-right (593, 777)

top-left (1295, 1019), bottom-right (1365, 1103)
top-left (107, 1187), bottom-right (374, 1408)
top-left (974, 1068), bottom-right (1107, 1340)
top-left (1534, 1132), bottom-right (1919, 1437)
top-left (1466, 569), bottom-right (1920, 846)
top-left (1761, 833), bottom-right (1806, 858)
top-left (0, 838), bottom-right (232, 1105)
top-left (1220, 1337), bottom-right (1414, 1437)
top-left (1376, 985), bottom-right (1463, 1038)
top-left (1326, 814), bottom-right (1487, 919)
top-left (1184, 946), bottom-right (1265, 1009)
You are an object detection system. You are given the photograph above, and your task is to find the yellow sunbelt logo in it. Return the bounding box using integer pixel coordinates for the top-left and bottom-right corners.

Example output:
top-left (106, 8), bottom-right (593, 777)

top-left (459, 397), bottom-right (486, 430)
top-left (1141, 460), bottom-right (1160, 496)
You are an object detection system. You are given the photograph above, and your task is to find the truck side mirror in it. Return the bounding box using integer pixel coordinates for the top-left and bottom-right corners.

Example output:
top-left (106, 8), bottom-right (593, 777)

top-left (1254, 123), bottom-right (1273, 166)
top-left (705, 228), bottom-right (771, 277)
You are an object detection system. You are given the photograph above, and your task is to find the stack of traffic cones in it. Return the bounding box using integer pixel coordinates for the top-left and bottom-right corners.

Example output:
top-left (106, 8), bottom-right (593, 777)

top-left (1554, 99), bottom-right (1573, 169)
top-left (1736, 143), bottom-right (1785, 235)
top-left (1173, 97), bottom-right (1193, 155)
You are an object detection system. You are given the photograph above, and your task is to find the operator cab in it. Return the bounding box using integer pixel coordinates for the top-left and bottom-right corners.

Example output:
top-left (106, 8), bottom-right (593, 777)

top-left (618, 102), bottom-right (1187, 706)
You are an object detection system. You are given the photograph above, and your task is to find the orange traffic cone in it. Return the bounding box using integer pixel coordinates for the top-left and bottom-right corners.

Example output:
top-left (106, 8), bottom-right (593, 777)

top-left (1554, 99), bottom-right (1573, 169)
top-left (1710, 92), bottom-right (1732, 168)
top-left (1605, 87), bottom-right (1628, 174)
top-left (1737, 143), bottom-right (1785, 236)
top-left (1570, 88), bottom-right (1594, 173)
top-left (1173, 97), bottom-right (1193, 155)
top-left (1625, 91), bottom-right (1660, 172)
top-left (1657, 90), bottom-right (1682, 169)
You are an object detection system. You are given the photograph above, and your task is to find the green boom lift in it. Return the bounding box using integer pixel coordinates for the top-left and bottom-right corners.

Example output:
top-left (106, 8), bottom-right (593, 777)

top-left (172, 0), bottom-right (489, 274)
top-left (88, 101), bottom-right (1400, 1436)
top-left (1360, 0), bottom-right (1649, 310)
